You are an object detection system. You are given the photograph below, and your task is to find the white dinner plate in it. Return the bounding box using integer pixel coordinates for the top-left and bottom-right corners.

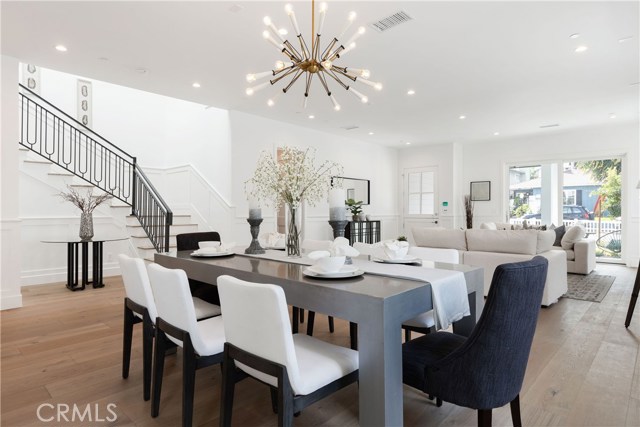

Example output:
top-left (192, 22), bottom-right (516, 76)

top-left (190, 251), bottom-right (234, 258)
top-left (371, 255), bottom-right (421, 264)
top-left (303, 265), bottom-right (364, 279)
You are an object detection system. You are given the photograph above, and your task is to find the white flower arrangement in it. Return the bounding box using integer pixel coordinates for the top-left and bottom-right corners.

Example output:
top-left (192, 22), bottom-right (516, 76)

top-left (245, 146), bottom-right (343, 209)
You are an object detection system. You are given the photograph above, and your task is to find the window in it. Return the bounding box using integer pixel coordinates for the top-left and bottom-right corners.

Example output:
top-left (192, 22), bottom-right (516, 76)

top-left (406, 169), bottom-right (436, 215)
top-left (563, 189), bottom-right (576, 205)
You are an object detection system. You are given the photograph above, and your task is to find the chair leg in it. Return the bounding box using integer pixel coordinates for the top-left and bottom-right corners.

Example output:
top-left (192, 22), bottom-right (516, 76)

top-left (328, 316), bottom-right (335, 333)
top-left (122, 304), bottom-right (134, 379)
top-left (182, 343), bottom-right (197, 427)
top-left (404, 328), bottom-right (411, 343)
top-left (220, 354), bottom-right (237, 427)
top-left (142, 317), bottom-right (154, 401)
top-left (291, 307), bottom-right (299, 333)
top-left (478, 409), bottom-right (492, 427)
top-left (306, 311), bottom-right (316, 336)
top-left (151, 329), bottom-right (167, 418)
top-left (270, 387), bottom-right (278, 414)
top-left (349, 322), bottom-right (358, 350)
top-left (278, 378), bottom-right (294, 427)
top-left (510, 395), bottom-right (522, 427)
top-left (300, 308), bottom-right (305, 323)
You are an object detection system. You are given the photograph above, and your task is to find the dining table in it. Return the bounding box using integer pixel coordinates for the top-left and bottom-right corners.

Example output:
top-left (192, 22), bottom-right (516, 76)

top-left (155, 249), bottom-right (484, 427)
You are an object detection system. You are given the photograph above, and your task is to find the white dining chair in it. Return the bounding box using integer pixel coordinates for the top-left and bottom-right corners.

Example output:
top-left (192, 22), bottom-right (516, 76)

top-left (147, 263), bottom-right (226, 427)
top-left (217, 275), bottom-right (359, 427)
top-left (353, 241), bottom-right (376, 256)
top-left (403, 247), bottom-right (460, 341)
top-left (118, 254), bottom-right (221, 402)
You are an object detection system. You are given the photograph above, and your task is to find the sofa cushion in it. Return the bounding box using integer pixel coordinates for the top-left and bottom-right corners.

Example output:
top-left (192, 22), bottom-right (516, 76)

top-left (466, 229), bottom-right (538, 255)
top-left (412, 227), bottom-right (467, 251)
top-left (561, 225), bottom-right (585, 250)
top-left (551, 225), bottom-right (566, 247)
top-left (564, 249), bottom-right (576, 261)
top-left (537, 229), bottom-right (556, 253)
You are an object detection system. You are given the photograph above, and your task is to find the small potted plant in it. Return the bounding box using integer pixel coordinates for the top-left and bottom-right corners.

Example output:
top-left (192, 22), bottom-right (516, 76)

top-left (397, 235), bottom-right (408, 242)
top-left (345, 198), bottom-right (364, 221)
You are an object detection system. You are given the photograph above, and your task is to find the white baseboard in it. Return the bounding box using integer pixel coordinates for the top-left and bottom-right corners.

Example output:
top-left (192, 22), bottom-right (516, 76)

top-left (21, 264), bottom-right (122, 286)
top-left (0, 292), bottom-right (23, 310)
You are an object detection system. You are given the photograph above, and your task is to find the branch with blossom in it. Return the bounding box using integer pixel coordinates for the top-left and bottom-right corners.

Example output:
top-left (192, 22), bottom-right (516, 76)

top-left (58, 185), bottom-right (113, 213)
top-left (245, 147), bottom-right (343, 209)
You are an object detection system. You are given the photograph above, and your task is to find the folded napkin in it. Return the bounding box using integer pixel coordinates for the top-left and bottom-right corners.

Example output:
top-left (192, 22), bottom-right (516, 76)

top-left (382, 240), bottom-right (409, 260)
top-left (196, 241), bottom-right (235, 254)
top-left (426, 269), bottom-right (470, 330)
top-left (307, 237), bottom-right (359, 260)
top-left (260, 232), bottom-right (285, 248)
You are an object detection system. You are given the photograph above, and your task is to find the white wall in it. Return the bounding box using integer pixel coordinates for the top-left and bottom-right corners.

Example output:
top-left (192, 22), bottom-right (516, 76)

top-left (460, 122), bottom-right (640, 266)
top-left (229, 111), bottom-right (400, 242)
top-left (1, 55), bottom-right (23, 309)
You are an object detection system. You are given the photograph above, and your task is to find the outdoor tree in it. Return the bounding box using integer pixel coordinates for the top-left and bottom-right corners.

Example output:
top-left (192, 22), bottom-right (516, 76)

top-left (576, 159), bottom-right (621, 181)
top-left (596, 168), bottom-right (622, 217)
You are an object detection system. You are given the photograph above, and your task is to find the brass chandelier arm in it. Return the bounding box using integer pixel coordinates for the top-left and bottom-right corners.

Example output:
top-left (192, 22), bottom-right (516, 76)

top-left (270, 67), bottom-right (299, 86)
top-left (325, 69), bottom-right (350, 90)
top-left (283, 40), bottom-right (303, 62)
top-left (331, 68), bottom-right (357, 82)
top-left (321, 38), bottom-right (339, 61)
top-left (304, 72), bottom-right (314, 96)
top-left (316, 71), bottom-right (332, 96)
top-left (282, 69), bottom-right (305, 93)
top-left (298, 35), bottom-right (310, 60)
top-left (327, 45), bottom-right (346, 62)
top-left (312, 34), bottom-right (322, 61)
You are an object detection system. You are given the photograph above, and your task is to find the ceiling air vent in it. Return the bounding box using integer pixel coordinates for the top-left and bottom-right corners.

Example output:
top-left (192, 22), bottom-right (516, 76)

top-left (343, 125), bottom-right (359, 131)
top-left (370, 11), bottom-right (413, 33)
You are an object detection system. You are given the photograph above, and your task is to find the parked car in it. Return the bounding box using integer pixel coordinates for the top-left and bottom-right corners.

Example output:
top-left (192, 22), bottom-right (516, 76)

top-left (520, 205), bottom-right (593, 220)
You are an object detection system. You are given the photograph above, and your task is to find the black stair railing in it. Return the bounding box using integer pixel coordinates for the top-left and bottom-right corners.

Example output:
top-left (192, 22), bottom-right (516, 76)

top-left (18, 84), bottom-right (172, 253)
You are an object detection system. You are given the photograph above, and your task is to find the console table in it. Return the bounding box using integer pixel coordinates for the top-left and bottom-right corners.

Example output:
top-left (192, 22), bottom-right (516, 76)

top-left (345, 220), bottom-right (381, 245)
top-left (42, 236), bottom-right (128, 291)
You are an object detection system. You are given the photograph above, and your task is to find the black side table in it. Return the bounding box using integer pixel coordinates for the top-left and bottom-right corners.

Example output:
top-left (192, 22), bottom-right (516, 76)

top-left (42, 237), bottom-right (128, 291)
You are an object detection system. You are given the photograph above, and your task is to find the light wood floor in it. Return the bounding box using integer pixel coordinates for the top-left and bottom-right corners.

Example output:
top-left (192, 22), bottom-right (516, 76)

top-left (1, 263), bottom-right (639, 427)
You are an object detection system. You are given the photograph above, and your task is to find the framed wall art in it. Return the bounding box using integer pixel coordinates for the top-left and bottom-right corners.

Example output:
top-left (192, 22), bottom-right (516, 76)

top-left (470, 181), bottom-right (491, 201)
top-left (77, 79), bottom-right (92, 127)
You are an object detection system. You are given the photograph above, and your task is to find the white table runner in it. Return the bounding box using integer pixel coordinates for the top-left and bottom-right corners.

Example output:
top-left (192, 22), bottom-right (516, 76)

top-left (235, 248), bottom-right (470, 330)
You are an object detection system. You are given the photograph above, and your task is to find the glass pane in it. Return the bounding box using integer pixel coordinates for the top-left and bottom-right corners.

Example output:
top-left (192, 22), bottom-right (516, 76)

top-left (408, 173), bottom-right (421, 193)
top-left (421, 172), bottom-right (434, 192)
top-left (408, 194), bottom-right (421, 214)
top-left (421, 193), bottom-right (435, 214)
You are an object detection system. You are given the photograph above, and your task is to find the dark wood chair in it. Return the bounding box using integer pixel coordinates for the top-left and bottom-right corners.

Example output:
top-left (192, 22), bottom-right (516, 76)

top-left (402, 257), bottom-right (549, 427)
top-left (217, 275), bottom-right (359, 427)
top-left (176, 231), bottom-right (222, 305)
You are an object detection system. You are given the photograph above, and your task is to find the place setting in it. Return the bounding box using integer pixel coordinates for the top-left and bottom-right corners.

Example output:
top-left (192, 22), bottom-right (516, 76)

top-left (190, 240), bottom-right (236, 258)
top-left (303, 238), bottom-right (364, 279)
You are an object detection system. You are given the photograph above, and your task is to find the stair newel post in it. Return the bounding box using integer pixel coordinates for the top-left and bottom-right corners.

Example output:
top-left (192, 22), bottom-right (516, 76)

top-left (165, 212), bottom-right (172, 253)
top-left (131, 158), bottom-right (138, 217)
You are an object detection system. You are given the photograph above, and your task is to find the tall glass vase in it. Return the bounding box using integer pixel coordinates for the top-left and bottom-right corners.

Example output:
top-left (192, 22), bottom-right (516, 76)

top-left (79, 211), bottom-right (94, 240)
top-left (286, 204), bottom-right (301, 258)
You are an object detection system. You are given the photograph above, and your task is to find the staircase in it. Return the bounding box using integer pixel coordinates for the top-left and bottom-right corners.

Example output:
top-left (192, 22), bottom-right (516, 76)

top-left (17, 84), bottom-right (192, 260)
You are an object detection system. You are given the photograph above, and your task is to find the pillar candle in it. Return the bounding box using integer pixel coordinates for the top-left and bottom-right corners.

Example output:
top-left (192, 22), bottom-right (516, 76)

top-left (329, 188), bottom-right (346, 220)
top-left (248, 197), bottom-right (262, 219)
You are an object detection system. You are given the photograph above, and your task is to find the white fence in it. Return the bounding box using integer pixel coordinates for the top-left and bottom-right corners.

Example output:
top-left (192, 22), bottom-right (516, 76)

top-left (509, 218), bottom-right (621, 236)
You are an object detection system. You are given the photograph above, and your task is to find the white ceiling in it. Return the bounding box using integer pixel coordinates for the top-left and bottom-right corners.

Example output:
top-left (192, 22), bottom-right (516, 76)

top-left (2, 1), bottom-right (638, 147)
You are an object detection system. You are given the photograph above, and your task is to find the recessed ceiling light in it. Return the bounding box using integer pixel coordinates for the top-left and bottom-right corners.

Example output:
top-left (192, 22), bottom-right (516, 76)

top-left (575, 45), bottom-right (588, 53)
top-left (569, 33), bottom-right (580, 39)
top-left (368, 132), bottom-right (374, 135)
top-left (609, 113), bottom-right (617, 119)
top-left (459, 115), bottom-right (466, 120)
top-left (407, 89), bottom-right (415, 95)
top-left (192, 82), bottom-right (201, 88)
top-left (493, 132), bottom-right (500, 136)
top-left (55, 45), bottom-right (67, 52)
top-left (308, 115), bottom-right (315, 119)
top-left (405, 141), bottom-right (411, 145)
top-left (618, 36), bottom-right (633, 43)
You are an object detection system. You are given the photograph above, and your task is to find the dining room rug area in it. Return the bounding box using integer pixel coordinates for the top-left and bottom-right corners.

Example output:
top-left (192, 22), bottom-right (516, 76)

top-left (564, 273), bottom-right (615, 302)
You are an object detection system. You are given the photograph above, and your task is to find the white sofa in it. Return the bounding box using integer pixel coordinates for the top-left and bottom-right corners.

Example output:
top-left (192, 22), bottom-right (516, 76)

top-left (481, 222), bottom-right (596, 275)
top-left (411, 227), bottom-right (568, 306)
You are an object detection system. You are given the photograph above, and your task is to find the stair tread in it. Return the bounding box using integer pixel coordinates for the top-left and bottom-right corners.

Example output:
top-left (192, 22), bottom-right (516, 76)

top-left (23, 158), bottom-right (51, 164)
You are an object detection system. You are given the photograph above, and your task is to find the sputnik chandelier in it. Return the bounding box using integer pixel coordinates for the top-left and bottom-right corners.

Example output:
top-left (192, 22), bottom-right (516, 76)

top-left (245, 0), bottom-right (382, 110)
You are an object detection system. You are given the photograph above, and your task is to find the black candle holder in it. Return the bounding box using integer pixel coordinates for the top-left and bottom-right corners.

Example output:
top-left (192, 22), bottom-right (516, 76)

top-left (245, 218), bottom-right (265, 254)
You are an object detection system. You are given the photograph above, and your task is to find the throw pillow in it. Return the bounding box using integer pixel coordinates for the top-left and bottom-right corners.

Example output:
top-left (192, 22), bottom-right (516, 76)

top-left (553, 225), bottom-right (565, 247)
top-left (561, 225), bottom-right (585, 250)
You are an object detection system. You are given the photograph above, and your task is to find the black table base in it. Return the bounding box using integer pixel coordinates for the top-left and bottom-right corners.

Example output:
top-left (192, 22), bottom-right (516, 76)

top-left (66, 241), bottom-right (106, 291)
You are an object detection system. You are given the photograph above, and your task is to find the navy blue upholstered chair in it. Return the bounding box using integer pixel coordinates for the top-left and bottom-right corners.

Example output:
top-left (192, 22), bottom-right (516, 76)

top-left (402, 256), bottom-right (548, 427)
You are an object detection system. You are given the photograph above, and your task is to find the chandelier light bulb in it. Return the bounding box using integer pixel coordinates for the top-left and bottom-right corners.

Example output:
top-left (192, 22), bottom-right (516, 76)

top-left (285, 3), bottom-right (293, 14)
top-left (246, 74), bottom-right (256, 83)
top-left (359, 78), bottom-right (382, 90)
top-left (318, 3), bottom-right (328, 35)
top-left (285, 4), bottom-right (301, 35)
top-left (346, 26), bottom-right (366, 46)
top-left (275, 60), bottom-right (286, 70)
top-left (330, 94), bottom-right (341, 111)
top-left (246, 81), bottom-right (270, 97)
top-left (320, 2), bottom-right (328, 12)
top-left (246, 88), bottom-right (254, 96)
top-left (374, 82), bottom-right (383, 91)
top-left (263, 16), bottom-right (272, 26)
top-left (340, 42), bottom-right (356, 57)
top-left (338, 12), bottom-right (357, 40)
top-left (349, 88), bottom-right (368, 104)
top-left (361, 69), bottom-right (370, 78)
top-left (348, 11), bottom-right (357, 21)
top-left (321, 60), bottom-right (333, 70)
top-left (263, 31), bottom-right (284, 50)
